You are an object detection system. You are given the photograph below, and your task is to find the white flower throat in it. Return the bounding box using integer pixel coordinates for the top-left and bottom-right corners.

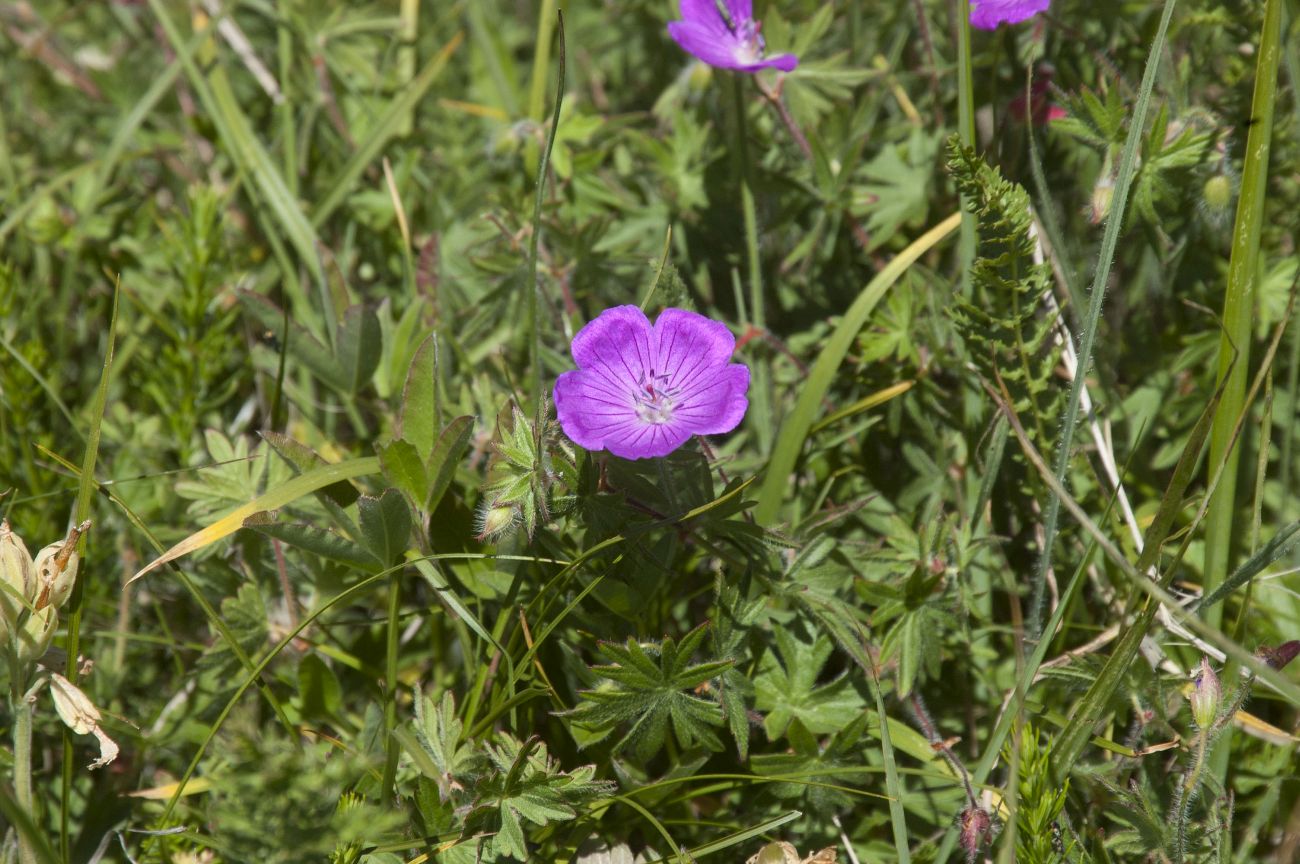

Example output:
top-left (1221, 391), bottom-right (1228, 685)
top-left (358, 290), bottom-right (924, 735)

top-left (633, 369), bottom-right (680, 425)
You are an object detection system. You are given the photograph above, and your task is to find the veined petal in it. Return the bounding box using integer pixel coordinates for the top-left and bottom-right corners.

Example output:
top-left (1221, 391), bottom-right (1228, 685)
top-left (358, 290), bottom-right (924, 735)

top-left (652, 307), bottom-right (737, 392)
top-left (723, 0), bottom-right (754, 24)
top-left (570, 304), bottom-right (654, 392)
top-left (678, 0), bottom-right (733, 34)
top-left (604, 419), bottom-right (694, 461)
top-left (674, 364), bottom-right (749, 436)
top-left (667, 22), bottom-right (748, 70)
top-left (740, 52), bottom-right (797, 73)
top-left (554, 369), bottom-right (635, 453)
top-left (970, 0), bottom-right (1050, 29)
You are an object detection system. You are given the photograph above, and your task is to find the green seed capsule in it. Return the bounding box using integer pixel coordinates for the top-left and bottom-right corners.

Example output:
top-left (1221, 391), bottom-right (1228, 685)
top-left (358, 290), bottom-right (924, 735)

top-left (16, 606), bottom-right (57, 668)
top-left (0, 521), bottom-right (35, 638)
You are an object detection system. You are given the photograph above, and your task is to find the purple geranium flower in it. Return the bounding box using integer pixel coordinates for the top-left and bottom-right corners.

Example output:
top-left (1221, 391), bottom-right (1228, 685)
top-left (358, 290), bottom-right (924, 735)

top-left (554, 305), bottom-right (749, 460)
top-left (970, 0), bottom-right (1050, 30)
top-left (667, 0), bottom-right (798, 73)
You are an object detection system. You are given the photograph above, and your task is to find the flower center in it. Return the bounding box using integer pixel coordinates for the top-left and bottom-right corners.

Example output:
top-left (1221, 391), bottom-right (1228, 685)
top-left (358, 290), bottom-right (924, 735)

top-left (633, 369), bottom-right (679, 425)
top-left (730, 19), bottom-right (765, 66)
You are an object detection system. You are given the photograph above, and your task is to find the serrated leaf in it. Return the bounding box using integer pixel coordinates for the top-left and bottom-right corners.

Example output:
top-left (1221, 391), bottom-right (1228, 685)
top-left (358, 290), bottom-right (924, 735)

top-left (357, 489), bottom-right (411, 567)
top-left (754, 628), bottom-right (866, 739)
top-left (573, 624), bottom-right (729, 761)
top-left (241, 517), bottom-right (376, 570)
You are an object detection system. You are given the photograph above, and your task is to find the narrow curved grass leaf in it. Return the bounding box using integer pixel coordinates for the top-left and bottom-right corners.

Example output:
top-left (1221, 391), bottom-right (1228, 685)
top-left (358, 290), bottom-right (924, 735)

top-left (129, 456), bottom-right (381, 583)
top-left (756, 211), bottom-right (960, 525)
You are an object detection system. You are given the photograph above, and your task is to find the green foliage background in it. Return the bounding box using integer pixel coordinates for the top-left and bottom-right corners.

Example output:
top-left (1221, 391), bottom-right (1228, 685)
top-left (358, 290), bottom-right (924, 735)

top-left (1, 0), bottom-right (1299, 862)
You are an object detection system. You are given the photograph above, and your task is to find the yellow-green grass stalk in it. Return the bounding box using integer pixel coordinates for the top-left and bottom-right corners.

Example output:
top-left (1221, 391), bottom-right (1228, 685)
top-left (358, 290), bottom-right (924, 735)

top-left (1201, 0), bottom-right (1284, 789)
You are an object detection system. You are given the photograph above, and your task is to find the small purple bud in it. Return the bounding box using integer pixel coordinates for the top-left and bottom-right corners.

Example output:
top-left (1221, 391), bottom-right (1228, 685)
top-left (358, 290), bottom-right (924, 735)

top-left (1259, 640), bottom-right (1300, 671)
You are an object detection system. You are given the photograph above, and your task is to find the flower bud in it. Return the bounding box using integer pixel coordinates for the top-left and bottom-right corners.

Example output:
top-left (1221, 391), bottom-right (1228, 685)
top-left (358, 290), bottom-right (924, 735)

top-left (1189, 657), bottom-right (1220, 731)
top-left (475, 502), bottom-right (518, 542)
top-left (16, 605), bottom-right (57, 667)
top-left (958, 805), bottom-right (994, 864)
top-left (0, 521), bottom-right (36, 638)
top-left (32, 520), bottom-right (89, 611)
top-left (1089, 174), bottom-right (1114, 225)
top-left (749, 842), bottom-right (798, 864)
top-left (1202, 175), bottom-right (1232, 215)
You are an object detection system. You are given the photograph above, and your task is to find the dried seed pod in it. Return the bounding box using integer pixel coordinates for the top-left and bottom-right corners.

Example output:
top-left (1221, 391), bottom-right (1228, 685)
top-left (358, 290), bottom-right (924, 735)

top-left (32, 520), bottom-right (90, 611)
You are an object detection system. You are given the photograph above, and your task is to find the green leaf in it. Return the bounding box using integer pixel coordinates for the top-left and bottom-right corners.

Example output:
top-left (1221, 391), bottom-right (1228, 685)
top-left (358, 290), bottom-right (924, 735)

top-left (297, 653), bottom-right (342, 720)
top-left (1197, 519), bottom-right (1300, 612)
top-left (754, 628), bottom-right (865, 739)
top-left (853, 127), bottom-right (939, 249)
top-left (465, 735), bottom-right (613, 861)
top-left (357, 489), bottom-right (411, 567)
top-left (426, 416), bottom-right (474, 512)
top-left (334, 304), bottom-right (382, 394)
top-left (260, 430), bottom-right (361, 508)
top-left (756, 211), bottom-right (961, 525)
top-left (571, 623), bottom-right (730, 762)
top-left (398, 333), bottom-right (440, 461)
top-left (241, 517), bottom-right (376, 570)
top-left (377, 438), bottom-right (429, 508)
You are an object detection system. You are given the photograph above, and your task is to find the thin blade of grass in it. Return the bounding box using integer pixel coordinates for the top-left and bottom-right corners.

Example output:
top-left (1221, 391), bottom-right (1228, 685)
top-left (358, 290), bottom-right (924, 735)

top-left (59, 277), bottom-right (118, 857)
top-left (1201, 0), bottom-right (1284, 626)
top-left (527, 10), bottom-right (565, 412)
top-left (1026, 0), bottom-right (1179, 642)
top-left (755, 211), bottom-right (961, 525)
top-left (639, 810), bottom-right (803, 864)
top-left (146, 0), bottom-right (329, 333)
top-left (311, 31), bottom-right (464, 228)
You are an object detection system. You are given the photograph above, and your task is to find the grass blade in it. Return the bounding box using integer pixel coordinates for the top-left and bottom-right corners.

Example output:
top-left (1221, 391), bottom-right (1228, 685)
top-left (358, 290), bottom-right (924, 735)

top-left (1026, 0), bottom-right (1179, 642)
top-left (755, 211), bottom-right (960, 526)
top-left (1201, 0), bottom-right (1285, 630)
top-left (129, 456), bottom-right (381, 582)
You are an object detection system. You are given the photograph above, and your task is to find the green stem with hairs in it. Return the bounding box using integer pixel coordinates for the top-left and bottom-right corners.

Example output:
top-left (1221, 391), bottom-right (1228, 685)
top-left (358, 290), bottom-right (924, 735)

top-left (12, 672), bottom-right (36, 864)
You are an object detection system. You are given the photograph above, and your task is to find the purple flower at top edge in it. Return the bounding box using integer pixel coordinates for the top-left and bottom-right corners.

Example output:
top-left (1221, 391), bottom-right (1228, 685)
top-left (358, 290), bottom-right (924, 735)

top-left (553, 305), bottom-right (750, 460)
top-left (667, 0), bottom-right (798, 73)
top-left (970, 0), bottom-right (1050, 30)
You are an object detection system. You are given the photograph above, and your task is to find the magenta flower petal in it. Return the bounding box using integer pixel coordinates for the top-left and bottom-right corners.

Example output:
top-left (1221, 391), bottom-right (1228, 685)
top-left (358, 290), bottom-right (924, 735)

top-left (667, 0), bottom-right (798, 74)
top-left (554, 306), bottom-right (750, 460)
top-left (970, 0), bottom-right (1050, 30)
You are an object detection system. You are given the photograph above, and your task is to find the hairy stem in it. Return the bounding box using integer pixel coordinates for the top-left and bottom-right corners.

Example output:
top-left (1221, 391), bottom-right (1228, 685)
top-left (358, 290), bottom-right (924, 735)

top-left (13, 675), bottom-right (36, 864)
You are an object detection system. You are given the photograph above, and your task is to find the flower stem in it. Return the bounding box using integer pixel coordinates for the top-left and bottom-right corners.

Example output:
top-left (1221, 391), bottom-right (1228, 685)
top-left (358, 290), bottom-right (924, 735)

top-left (731, 75), bottom-right (763, 332)
top-left (730, 74), bottom-right (772, 454)
top-left (1176, 727), bottom-right (1212, 863)
top-left (12, 675), bottom-right (37, 864)
top-left (955, 0), bottom-right (976, 291)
